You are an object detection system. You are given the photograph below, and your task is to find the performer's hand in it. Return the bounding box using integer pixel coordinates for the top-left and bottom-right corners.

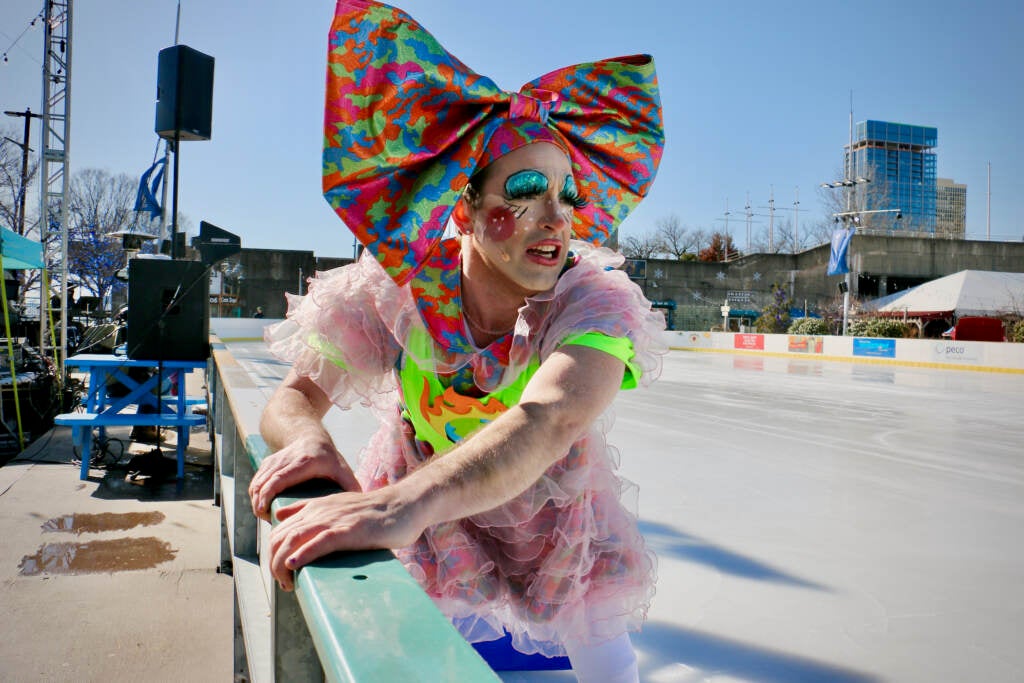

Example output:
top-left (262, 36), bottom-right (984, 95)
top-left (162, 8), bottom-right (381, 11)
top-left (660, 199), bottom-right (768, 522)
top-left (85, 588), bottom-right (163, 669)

top-left (248, 433), bottom-right (361, 522)
top-left (268, 487), bottom-right (423, 591)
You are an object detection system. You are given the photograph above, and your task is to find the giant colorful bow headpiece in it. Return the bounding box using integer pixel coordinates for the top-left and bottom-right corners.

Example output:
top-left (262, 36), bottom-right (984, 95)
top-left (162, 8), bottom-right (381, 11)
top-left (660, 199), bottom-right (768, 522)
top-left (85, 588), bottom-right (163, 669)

top-left (324, 0), bottom-right (665, 285)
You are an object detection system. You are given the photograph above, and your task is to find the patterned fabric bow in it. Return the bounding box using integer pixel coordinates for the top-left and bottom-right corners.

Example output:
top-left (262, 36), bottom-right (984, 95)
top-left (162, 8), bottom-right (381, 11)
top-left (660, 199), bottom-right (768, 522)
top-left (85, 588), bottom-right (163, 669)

top-left (323, 0), bottom-right (665, 285)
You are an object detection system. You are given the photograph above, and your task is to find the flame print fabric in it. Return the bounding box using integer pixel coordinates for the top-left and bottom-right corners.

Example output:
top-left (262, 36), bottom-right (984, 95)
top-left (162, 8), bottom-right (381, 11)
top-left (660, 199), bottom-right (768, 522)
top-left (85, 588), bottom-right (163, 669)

top-left (323, 0), bottom-right (664, 285)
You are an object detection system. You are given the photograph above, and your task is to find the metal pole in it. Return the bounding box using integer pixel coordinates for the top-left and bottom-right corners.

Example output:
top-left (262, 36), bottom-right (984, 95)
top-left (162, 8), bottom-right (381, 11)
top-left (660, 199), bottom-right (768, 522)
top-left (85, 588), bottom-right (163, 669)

top-left (156, 0), bottom-right (180, 256)
top-left (744, 191), bottom-right (751, 251)
top-left (171, 133), bottom-right (180, 259)
top-left (17, 112), bottom-right (31, 234)
top-left (842, 95), bottom-right (854, 336)
top-left (3, 109), bottom-right (42, 235)
top-left (767, 185), bottom-right (775, 253)
top-left (723, 198), bottom-right (730, 261)
top-left (793, 186), bottom-right (800, 253)
top-left (986, 162), bottom-right (991, 241)
top-left (159, 142), bottom-right (172, 251)
top-left (3, 108), bottom-right (40, 314)
top-left (169, 1), bottom-right (183, 259)
top-left (60, 0), bottom-right (74, 371)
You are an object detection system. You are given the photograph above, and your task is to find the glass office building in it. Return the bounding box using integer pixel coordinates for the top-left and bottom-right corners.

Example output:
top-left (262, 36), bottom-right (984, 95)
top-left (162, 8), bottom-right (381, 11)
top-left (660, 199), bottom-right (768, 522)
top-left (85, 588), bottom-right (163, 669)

top-left (846, 120), bottom-right (937, 233)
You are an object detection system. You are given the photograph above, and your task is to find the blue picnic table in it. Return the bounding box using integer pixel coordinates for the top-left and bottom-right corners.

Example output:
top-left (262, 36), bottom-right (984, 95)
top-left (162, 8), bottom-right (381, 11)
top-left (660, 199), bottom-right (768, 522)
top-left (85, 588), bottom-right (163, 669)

top-left (54, 353), bottom-right (207, 479)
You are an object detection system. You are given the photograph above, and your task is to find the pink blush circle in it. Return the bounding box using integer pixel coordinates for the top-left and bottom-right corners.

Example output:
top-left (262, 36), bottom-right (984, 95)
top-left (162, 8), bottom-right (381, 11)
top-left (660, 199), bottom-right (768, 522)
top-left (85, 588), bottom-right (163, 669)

top-left (484, 207), bottom-right (517, 242)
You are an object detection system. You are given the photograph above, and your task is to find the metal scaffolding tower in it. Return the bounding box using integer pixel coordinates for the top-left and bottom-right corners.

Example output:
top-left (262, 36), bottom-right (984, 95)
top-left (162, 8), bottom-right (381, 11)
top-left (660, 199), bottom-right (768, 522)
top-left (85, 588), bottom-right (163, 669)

top-left (38, 0), bottom-right (73, 369)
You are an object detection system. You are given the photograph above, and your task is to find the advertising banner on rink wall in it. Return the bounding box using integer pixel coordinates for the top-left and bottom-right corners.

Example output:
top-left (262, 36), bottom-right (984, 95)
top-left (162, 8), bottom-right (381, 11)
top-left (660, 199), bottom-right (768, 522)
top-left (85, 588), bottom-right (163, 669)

top-left (930, 341), bottom-right (981, 363)
top-left (852, 338), bottom-right (897, 358)
top-left (734, 334), bottom-right (765, 350)
top-left (788, 335), bottom-right (824, 354)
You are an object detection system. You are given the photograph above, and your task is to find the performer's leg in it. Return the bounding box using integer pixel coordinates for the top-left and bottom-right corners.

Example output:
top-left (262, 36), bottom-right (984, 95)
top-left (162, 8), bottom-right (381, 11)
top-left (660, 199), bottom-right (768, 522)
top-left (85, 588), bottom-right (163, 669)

top-left (564, 632), bottom-right (638, 683)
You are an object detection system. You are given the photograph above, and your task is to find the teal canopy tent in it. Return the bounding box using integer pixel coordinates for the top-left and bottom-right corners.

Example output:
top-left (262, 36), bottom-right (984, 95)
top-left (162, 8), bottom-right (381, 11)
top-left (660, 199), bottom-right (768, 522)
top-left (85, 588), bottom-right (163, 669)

top-left (1, 226), bottom-right (45, 451)
top-left (0, 226), bottom-right (44, 270)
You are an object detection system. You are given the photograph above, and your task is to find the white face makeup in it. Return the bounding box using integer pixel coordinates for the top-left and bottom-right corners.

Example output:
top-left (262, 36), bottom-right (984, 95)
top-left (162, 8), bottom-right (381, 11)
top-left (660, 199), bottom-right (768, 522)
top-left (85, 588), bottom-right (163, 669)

top-left (465, 142), bottom-right (582, 295)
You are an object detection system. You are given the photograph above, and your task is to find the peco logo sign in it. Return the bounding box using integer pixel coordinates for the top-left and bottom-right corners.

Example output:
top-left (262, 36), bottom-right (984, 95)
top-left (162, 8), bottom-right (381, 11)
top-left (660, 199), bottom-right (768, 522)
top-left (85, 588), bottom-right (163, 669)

top-left (932, 342), bottom-right (980, 362)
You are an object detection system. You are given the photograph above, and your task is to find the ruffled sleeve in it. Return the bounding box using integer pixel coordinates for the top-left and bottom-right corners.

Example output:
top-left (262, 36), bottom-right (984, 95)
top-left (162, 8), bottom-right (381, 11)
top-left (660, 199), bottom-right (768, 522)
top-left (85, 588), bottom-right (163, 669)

top-left (263, 254), bottom-right (407, 409)
top-left (510, 242), bottom-right (667, 388)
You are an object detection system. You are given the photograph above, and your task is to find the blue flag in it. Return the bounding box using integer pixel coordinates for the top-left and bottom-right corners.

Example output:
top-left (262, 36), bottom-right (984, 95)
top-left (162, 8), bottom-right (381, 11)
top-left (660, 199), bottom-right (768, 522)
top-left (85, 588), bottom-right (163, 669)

top-left (827, 227), bottom-right (853, 276)
top-left (133, 158), bottom-right (166, 219)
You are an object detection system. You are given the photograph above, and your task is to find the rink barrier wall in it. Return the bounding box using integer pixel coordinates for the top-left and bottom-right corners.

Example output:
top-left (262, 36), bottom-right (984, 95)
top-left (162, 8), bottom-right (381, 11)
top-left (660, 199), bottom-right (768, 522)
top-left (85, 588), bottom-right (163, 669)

top-left (209, 335), bottom-right (498, 681)
top-left (665, 331), bottom-right (1024, 374)
top-left (210, 317), bottom-right (276, 342)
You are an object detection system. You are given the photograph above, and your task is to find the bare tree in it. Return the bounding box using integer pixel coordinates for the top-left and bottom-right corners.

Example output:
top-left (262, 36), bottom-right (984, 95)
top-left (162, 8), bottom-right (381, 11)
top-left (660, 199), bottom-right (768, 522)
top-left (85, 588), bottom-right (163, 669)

top-left (690, 228), bottom-right (710, 257)
top-left (749, 217), bottom-right (813, 254)
top-left (619, 231), bottom-right (663, 260)
top-left (803, 215), bottom-right (837, 248)
top-left (65, 169), bottom-right (139, 307)
top-left (654, 214), bottom-right (699, 260)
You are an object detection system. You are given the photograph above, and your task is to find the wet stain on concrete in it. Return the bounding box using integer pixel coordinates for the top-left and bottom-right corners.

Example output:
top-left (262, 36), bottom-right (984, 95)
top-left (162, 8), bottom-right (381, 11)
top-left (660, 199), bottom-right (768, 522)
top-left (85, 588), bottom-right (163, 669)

top-left (18, 537), bottom-right (177, 576)
top-left (41, 511), bottom-right (166, 535)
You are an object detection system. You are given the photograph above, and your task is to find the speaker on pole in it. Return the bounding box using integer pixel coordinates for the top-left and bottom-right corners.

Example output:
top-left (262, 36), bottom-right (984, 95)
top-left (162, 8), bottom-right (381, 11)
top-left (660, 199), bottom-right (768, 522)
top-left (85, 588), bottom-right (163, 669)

top-left (155, 45), bottom-right (215, 141)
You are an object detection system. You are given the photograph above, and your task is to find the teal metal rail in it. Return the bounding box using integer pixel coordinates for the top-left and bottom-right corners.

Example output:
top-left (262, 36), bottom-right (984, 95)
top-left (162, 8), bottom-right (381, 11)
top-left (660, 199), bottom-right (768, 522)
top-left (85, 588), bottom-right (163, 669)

top-left (209, 339), bottom-right (499, 682)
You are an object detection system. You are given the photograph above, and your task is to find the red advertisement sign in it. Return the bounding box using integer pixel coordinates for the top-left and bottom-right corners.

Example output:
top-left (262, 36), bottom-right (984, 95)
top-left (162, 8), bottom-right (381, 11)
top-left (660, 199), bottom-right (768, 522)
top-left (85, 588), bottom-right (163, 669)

top-left (734, 333), bottom-right (765, 350)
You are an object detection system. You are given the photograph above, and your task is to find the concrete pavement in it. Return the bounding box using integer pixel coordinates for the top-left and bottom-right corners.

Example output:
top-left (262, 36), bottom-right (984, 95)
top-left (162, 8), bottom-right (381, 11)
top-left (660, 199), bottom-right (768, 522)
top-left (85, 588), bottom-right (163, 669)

top-left (0, 416), bottom-right (233, 682)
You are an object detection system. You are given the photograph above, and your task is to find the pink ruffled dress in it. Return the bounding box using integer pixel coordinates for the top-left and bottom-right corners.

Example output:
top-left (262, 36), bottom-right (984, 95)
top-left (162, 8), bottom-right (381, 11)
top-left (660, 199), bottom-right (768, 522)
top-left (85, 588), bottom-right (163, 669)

top-left (265, 237), bottom-right (667, 657)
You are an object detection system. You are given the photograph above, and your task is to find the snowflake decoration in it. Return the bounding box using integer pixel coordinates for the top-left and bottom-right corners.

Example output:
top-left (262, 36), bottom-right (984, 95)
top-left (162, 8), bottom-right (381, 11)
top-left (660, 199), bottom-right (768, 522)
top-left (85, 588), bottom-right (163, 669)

top-left (716, 271), bottom-right (726, 281)
top-left (691, 291), bottom-right (702, 300)
top-left (753, 272), bottom-right (762, 281)
top-left (654, 268), bottom-right (664, 279)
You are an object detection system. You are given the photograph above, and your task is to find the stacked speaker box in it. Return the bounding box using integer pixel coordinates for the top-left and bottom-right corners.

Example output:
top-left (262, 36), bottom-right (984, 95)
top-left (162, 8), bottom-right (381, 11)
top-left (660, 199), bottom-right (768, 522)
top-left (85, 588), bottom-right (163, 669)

top-left (127, 259), bottom-right (210, 361)
top-left (155, 45), bottom-right (215, 141)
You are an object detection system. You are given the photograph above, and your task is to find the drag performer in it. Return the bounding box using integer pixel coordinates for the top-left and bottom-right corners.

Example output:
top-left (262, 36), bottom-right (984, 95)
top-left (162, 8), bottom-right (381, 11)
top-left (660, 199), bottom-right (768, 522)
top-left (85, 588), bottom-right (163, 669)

top-left (250, 1), bottom-right (666, 679)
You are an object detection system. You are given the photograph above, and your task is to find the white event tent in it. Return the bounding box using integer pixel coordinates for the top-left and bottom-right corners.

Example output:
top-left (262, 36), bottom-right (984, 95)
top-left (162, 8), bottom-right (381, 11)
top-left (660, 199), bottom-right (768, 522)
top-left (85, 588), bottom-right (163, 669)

top-left (863, 269), bottom-right (1024, 319)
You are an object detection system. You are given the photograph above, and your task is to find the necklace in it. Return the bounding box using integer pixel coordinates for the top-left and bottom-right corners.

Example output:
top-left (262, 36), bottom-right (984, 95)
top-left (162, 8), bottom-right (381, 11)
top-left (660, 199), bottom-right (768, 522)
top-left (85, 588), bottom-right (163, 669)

top-left (461, 300), bottom-right (515, 337)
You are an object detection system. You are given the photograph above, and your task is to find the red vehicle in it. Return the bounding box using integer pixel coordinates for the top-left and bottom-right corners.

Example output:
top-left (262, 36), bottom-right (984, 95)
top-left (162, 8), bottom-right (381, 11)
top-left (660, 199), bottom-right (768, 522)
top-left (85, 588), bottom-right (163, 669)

top-left (951, 317), bottom-right (1006, 342)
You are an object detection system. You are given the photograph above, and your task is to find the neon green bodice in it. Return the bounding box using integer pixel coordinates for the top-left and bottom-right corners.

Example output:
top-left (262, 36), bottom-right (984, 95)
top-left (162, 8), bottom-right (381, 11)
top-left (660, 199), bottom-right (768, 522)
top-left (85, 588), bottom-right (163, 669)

top-left (398, 328), bottom-right (640, 455)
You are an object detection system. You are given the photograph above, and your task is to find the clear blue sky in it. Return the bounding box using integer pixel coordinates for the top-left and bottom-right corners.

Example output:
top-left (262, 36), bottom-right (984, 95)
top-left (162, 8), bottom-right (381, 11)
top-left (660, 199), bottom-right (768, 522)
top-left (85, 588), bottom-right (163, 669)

top-left (2, 0), bottom-right (1022, 257)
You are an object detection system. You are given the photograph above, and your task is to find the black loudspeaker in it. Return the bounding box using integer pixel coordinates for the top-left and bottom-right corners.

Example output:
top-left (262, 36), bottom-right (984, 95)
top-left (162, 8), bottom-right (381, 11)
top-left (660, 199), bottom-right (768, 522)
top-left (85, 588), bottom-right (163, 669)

top-left (155, 45), bottom-right (215, 141)
top-left (127, 259), bottom-right (210, 360)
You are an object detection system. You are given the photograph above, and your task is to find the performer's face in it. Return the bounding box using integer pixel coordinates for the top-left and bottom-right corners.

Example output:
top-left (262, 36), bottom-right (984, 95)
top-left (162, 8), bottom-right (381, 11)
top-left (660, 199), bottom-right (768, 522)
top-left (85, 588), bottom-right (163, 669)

top-left (465, 142), bottom-right (578, 295)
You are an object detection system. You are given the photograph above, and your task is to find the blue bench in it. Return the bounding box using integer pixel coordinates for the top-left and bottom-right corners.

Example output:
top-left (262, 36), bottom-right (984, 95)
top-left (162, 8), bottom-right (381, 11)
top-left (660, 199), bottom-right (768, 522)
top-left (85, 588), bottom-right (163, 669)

top-left (54, 411), bottom-right (206, 479)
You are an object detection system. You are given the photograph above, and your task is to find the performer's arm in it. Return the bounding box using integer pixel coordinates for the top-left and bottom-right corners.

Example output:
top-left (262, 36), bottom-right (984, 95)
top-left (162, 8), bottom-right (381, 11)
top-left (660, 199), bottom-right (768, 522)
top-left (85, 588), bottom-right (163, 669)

top-left (250, 369), bottom-right (362, 521)
top-left (268, 344), bottom-right (624, 589)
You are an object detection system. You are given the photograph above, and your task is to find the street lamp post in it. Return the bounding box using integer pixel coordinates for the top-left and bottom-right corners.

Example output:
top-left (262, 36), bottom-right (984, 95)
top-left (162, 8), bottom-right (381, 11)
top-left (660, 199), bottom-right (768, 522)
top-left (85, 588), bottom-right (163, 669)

top-left (820, 177), bottom-right (871, 335)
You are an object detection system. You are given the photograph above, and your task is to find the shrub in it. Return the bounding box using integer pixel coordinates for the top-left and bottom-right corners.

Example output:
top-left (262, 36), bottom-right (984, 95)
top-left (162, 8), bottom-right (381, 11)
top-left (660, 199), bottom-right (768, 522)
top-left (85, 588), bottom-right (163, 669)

top-left (788, 317), bottom-right (830, 335)
top-left (753, 314), bottom-right (776, 333)
top-left (846, 317), bottom-right (911, 338)
top-left (1008, 319), bottom-right (1024, 343)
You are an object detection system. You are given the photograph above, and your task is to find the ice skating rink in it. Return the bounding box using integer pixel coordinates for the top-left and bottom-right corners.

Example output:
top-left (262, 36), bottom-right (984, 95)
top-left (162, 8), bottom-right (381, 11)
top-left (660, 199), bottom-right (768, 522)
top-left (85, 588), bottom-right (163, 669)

top-left (614, 352), bottom-right (1023, 683)
top-left (229, 342), bottom-right (1024, 682)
